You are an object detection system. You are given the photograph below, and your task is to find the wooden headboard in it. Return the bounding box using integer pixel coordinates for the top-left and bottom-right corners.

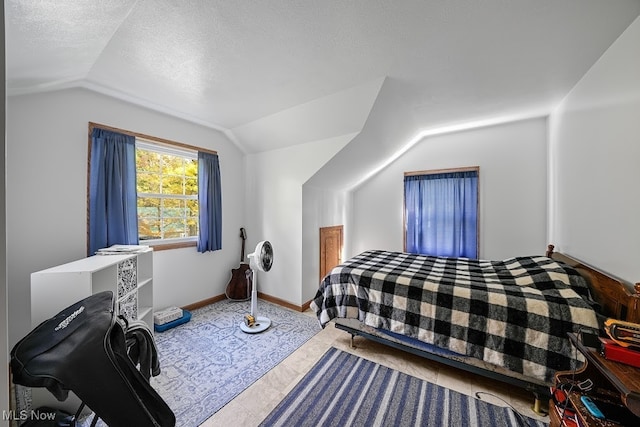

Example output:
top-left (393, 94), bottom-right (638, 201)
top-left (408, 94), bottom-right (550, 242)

top-left (547, 244), bottom-right (640, 323)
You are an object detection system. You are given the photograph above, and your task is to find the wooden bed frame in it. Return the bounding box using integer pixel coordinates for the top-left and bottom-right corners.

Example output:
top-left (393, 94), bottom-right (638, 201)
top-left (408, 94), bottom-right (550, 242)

top-left (333, 245), bottom-right (639, 415)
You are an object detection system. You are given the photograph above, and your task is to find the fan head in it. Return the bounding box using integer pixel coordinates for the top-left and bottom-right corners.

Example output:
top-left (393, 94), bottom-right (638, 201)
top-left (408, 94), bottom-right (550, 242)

top-left (250, 240), bottom-right (273, 272)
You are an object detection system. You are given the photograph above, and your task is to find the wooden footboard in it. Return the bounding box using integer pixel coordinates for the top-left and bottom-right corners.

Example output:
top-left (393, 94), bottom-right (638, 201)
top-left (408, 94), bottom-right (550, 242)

top-left (547, 244), bottom-right (640, 323)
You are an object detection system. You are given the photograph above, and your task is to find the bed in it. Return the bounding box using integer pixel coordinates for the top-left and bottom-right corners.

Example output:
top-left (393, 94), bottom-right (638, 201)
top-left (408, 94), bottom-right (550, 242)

top-left (310, 245), bottom-right (640, 413)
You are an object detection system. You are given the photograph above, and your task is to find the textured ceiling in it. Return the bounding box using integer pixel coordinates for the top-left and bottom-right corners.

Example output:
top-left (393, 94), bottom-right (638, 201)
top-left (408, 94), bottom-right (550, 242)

top-left (6, 1), bottom-right (640, 153)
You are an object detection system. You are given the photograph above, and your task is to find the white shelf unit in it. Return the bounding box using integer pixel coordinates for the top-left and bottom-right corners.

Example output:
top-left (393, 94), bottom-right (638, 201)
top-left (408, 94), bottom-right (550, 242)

top-left (31, 248), bottom-right (154, 329)
top-left (28, 248), bottom-right (153, 412)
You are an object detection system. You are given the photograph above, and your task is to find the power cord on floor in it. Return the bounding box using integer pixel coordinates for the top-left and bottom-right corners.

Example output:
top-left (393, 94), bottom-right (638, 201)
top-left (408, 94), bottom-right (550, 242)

top-left (475, 391), bottom-right (531, 427)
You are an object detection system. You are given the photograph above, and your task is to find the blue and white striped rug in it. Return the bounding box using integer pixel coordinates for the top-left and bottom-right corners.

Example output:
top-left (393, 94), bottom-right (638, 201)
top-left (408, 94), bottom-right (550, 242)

top-left (260, 347), bottom-right (548, 427)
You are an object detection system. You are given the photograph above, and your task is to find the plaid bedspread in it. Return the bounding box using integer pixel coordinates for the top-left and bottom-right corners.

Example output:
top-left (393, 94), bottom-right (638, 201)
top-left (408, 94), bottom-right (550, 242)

top-left (311, 250), bottom-right (600, 383)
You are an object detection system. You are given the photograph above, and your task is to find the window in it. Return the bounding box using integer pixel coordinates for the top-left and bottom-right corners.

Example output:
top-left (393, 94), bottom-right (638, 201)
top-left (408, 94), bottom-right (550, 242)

top-left (404, 167), bottom-right (479, 258)
top-left (136, 140), bottom-right (199, 243)
top-left (87, 123), bottom-right (221, 254)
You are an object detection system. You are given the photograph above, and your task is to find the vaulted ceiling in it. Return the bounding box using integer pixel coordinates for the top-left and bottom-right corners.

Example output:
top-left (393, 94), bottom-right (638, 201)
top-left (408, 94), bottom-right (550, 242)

top-left (6, 1), bottom-right (640, 154)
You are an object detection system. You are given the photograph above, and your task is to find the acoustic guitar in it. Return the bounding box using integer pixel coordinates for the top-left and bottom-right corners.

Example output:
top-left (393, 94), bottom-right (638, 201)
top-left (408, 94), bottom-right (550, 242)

top-left (225, 228), bottom-right (252, 301)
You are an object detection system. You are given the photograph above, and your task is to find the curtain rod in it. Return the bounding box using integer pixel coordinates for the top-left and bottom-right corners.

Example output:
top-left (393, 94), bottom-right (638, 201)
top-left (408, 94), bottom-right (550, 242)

top-left (404, 166), bottom-right (479, 177)
top-left (88, 122), bottom-right (218, 155)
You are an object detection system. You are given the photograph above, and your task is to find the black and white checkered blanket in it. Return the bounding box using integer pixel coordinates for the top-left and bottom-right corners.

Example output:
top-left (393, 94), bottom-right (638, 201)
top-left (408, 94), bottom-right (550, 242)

top-left (311, 250), bottom-right (600, 383)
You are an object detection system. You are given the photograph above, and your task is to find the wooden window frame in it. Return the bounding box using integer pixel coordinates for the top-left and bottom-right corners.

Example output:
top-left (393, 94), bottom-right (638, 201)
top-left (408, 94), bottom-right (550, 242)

top-left (87, 122), bottom-right (217, 251)
top-left (403, 166), bottom-right (480, 257)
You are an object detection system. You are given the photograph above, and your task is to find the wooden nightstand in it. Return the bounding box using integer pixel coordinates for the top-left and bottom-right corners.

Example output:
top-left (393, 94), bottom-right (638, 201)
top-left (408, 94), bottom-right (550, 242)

top-left (550, 333), bottom-right (640, 426)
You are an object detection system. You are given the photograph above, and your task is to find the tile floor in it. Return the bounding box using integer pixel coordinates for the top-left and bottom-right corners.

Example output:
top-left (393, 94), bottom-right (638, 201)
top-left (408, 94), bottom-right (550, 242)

top-left (201, 312), bottom-right (549, 426)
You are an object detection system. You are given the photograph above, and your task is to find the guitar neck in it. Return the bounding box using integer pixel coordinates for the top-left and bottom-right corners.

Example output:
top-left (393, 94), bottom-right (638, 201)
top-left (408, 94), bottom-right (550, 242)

top-left (239, 227), bottom-right (247, 262)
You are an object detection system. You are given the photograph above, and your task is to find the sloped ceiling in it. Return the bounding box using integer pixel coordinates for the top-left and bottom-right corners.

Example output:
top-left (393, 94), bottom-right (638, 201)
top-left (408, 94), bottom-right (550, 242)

top-left (6, 0), bottom-right (640, 159)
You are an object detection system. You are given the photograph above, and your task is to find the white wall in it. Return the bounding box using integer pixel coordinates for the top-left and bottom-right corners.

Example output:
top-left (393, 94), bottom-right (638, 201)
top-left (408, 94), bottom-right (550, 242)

top-left (1, 2), bottom-right (9, 423)
top-left (232, 78), bottom-right (383, 153)
top-left (245, 134), bottom-right (351, 306)
top-left (300, 78), bottom-right (426, 300)
top-left (6, 88), bottom-right (245, 345)
top-left (301, 186), bottom-right (352, 302)
top-left (549, 16), bottom-right (640, 284)
top-left (306, 78), bottom-right (421, 191)
top-left (352, 118), bottom-right (548, 260)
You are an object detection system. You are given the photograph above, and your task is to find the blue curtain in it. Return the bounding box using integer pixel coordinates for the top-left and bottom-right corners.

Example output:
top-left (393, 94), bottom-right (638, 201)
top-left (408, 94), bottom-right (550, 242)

top-left (88, 128), bottom-right (138, 256)
top-left (197, 152), bottom-right (222, 252)
top-left (404, 171), bottom-right (478, 258)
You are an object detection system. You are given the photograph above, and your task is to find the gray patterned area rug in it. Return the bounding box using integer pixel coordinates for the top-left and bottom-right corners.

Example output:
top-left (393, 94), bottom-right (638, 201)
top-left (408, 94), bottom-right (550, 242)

top-left (150, 299), bottom-right (321, 427)
top-left (260, 347), bottom-right (548, 427)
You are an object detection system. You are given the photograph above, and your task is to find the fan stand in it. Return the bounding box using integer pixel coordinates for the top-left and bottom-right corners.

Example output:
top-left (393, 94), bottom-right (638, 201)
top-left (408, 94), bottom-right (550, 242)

top-left (239, 253), bottom-right (272, 334)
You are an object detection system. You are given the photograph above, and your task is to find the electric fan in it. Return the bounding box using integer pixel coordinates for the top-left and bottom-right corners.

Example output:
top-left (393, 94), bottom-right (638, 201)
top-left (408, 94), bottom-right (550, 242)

top-left (240, 240), bottom-right (273, 333)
